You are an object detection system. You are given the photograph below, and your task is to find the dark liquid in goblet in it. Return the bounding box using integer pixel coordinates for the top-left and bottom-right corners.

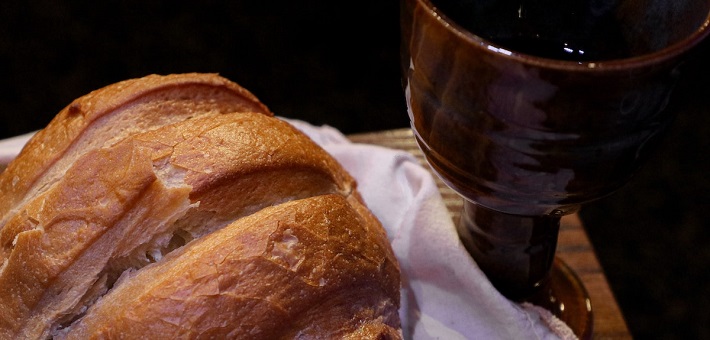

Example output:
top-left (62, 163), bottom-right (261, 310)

top-left (432, 0), bottom-right (635, 61)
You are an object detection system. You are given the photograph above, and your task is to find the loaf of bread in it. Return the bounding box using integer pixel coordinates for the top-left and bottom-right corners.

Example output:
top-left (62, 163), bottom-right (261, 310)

top-left (0, 74), bottom-right (401, 339)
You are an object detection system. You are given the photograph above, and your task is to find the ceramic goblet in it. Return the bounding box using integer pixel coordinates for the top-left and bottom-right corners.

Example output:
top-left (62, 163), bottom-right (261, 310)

top-left (400, 0), bottom-right (710, 337)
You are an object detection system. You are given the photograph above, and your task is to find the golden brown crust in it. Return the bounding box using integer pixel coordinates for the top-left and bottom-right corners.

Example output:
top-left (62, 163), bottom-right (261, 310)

top-left (0, 74), bottom-right (401, 339)
top-left (62, 195), bottom-right (400, 340)
top-left (0, 73), bottom-right (271, 228)
top-left (0, 139), bottom-right (194, 339)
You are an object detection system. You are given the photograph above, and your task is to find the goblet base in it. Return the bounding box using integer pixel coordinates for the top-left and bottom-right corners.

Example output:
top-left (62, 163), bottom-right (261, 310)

top-left (528, 258), bottom-right (593, 340)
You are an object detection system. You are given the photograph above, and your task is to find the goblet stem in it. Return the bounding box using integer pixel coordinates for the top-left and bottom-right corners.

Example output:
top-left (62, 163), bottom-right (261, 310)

top-left (457, 199), bottom-right (594, 338)
top-left (456, 200), bottom-right (560, 301)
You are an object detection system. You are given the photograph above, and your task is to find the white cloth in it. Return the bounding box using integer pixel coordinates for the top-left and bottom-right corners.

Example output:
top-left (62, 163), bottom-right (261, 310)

top-left (0, 120), bottom-right (576, 340)
top-left (0, 131), bottom-right (35, 166)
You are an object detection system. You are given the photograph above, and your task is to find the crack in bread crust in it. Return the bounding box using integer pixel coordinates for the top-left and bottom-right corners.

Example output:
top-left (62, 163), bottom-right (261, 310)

top-left (0, 73), bottom-right (271, 236)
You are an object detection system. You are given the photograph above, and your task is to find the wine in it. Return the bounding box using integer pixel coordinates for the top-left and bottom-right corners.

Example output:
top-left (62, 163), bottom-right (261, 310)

top-left (431, 0), bottom-right (633, 61)
top-left (489, 36), bottom-right (629, 62)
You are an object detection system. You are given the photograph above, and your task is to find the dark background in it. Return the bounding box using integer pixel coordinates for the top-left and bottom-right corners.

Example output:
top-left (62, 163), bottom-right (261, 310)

top-left (1, 1), bottom-right (708, 339)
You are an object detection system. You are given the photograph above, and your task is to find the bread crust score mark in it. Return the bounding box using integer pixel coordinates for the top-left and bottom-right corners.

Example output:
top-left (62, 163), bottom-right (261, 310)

top-left (0, 73), bottom-right (271, 230)
top-left (0, 74), bottom-right (401, 340)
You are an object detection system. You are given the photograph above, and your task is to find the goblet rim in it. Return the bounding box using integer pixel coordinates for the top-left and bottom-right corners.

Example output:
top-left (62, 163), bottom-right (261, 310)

top-left (417, 0), bottom-right (710, 72)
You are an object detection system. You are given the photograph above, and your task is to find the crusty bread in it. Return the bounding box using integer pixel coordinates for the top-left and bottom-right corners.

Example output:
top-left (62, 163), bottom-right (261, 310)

top-left (0, 74), bottom-right (401, 339)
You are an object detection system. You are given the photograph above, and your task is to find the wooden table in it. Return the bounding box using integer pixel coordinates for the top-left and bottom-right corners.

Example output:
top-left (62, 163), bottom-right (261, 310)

top-left (349, 128), bottom-right (632, 340)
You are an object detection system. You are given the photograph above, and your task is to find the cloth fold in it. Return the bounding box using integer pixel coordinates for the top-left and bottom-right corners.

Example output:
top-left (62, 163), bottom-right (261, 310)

top-left (0, 120), bottom-right (576, 339)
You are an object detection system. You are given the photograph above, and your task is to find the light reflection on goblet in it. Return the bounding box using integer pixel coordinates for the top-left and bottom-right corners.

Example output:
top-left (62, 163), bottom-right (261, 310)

top-left (400, 0), bottom-right (710, 337)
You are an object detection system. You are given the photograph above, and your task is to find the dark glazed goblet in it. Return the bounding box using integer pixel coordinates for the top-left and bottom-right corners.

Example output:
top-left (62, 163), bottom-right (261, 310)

top-left (400, 0), bottom-right (710, 337)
